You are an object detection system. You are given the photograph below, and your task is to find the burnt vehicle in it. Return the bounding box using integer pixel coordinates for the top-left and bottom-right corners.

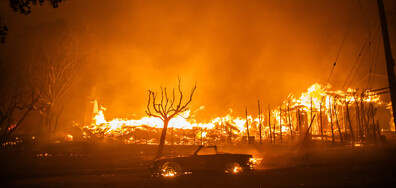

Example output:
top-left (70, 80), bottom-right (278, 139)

top-left (151, 145), bottom-right (255, 177)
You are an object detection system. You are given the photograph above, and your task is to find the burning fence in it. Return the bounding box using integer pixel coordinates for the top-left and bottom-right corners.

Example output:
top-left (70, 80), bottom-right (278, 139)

top-left (76, 83), bottom-right (391, 145)
top-left (269, 83), bottom-right (389, 144)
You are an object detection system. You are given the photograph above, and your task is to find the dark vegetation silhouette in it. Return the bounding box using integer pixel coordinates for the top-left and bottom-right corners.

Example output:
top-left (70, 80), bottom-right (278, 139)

top-left (0, 18), bottom-right (7, 43)
top-left (0, 87), bottom-right (42, 143)
top-left (0, 0), bottom-right (64, 43)
top-left (29, 35), bottom-right (81, 142)
top-left (0, 22), bottom-right (81, 143)
top-left (146, 78), bottom-right (196, 159)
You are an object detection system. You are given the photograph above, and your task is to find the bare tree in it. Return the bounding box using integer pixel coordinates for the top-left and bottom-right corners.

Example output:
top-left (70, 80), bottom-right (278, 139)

top-left (0, 88), bottom-right (41, 143)
top-left (146, 79), bottom-right (196, 159)
top-left (0, 60), bottom-right (43, 143)
top-left (30, 37), bottom-right (80, 141)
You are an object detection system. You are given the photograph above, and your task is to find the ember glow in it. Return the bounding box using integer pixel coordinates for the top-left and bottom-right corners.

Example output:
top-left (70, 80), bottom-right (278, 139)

top-left (77, 83), bottom-right (388, 144)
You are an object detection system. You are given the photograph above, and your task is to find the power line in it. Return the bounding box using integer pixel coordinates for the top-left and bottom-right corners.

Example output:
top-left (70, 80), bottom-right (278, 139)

top-left (368, 27), bottom-right (382, 88)
top-left (358, 0), bottom-right (371, 32)
top-left (342, 21), bottom-right (381, 90)
top-left (376, 90), bottom-right (390, 95)
top-left (347, 24), bottom-right (381, 89)
top-left (358, 0), bottom-right (373, 89)
top-left (326, 2), bottom-right (359, 85)
top-left (347, 41), bottom-right (370, 88)
top-left (371, 86), bottom-right (389, 92)
top-left (341, 37), bottom-right (369, 89)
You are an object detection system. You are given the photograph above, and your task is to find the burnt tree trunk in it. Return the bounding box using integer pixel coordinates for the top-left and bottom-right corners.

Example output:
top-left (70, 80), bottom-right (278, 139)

top-left (156, 118), bottom-right (170, 158)
top-left (171, 126), bottom-right (174, 145)
top-left (146, 79), bottom-right (196, 159)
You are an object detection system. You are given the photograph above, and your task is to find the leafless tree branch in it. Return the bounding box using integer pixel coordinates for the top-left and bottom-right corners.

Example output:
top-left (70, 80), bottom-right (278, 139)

top-left (145, 79), bottom-right (196, 159)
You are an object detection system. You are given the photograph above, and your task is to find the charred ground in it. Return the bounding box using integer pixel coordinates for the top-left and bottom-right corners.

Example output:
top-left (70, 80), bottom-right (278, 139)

top-left (2, 139), bottom-right (396, 188)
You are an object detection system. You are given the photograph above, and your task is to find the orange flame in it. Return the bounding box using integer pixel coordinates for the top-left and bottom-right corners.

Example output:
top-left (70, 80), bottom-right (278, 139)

top-left (78, 83), bottom-right (388, 143)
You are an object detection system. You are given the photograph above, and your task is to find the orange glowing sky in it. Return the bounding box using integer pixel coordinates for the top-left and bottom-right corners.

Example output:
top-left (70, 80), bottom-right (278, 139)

top-left (0, 0), bottom-right (395, 128)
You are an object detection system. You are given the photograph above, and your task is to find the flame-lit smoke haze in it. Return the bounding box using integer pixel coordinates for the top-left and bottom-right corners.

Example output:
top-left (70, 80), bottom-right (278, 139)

top-left (0, 0), bottom-right (395, 132)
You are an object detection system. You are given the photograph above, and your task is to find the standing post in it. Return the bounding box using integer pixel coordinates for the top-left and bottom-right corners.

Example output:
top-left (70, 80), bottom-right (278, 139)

top-left (258, 100), bottom-right (262, 144)
top-left (193, 128), bottom-right (196, 145)
top-left (220, 121), bottom-right (223, 143)
top-left (310, 97), bottom-right (313, 135)
top-left (273, 122), bottom-right (276, 144)
top-left (355, 95), bottom-right (362, 141)
top-left (360, 94), bottom-right (369, 138)
top-left (345, 96), bottom-right (355, 144)
top-left (334, 98), bottom-right (344, 144)
top-left (246, 107), bottom-right (250, 144)
top-left (268, 105), bottom-right (272, 144)
top-left (320, 98), bottom-right (324, 141)
top-left (287, 101), bottom-right (293, 141)
top-left (370, 103), bottom-right (377, 144)
top-left (279, 107), bottom-right (282, 143)
top-left (201, 128), bottom-right (203, 145)
top-left (377, 0), bottom-right (396, 131)
top-left (297, 108), bottom-right (302, 140)
top-left (330, 97), bottom-right (335, 142)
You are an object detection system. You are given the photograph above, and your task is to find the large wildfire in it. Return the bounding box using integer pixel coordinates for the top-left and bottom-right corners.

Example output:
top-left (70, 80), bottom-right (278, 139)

top-left (76, 83), bottom-right (391, 145)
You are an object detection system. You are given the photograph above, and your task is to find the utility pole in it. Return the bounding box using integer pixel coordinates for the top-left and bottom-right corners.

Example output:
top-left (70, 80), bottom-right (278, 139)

top-left (378, 0), bottom-right (396, 130)
top-left (246, 107), bottom-right (250, 144)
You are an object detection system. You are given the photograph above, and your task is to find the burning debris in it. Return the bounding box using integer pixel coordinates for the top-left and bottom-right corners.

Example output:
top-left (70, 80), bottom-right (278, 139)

top-left (266, 83), bottom-right (389, 145)
top-left (74, 83), bottom-right (390, 145)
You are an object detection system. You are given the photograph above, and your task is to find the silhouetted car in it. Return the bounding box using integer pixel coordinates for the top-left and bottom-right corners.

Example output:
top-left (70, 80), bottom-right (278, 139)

top-left (151, 145), bottom-right (255, 177)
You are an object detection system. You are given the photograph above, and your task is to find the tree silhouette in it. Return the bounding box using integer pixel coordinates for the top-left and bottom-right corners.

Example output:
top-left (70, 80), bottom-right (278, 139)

top-left (0, 19), bottom-right (7, 43)
top-left (1, 0), bottom-right (64, 43)
top-left (146, 79), bottom-right (196, 159)
top-left (9, 0), bottom-right (64, 15)
top-left (0, 87), bottom-right (42, 143)
top-left (29, 36), bottom-right (80, 141)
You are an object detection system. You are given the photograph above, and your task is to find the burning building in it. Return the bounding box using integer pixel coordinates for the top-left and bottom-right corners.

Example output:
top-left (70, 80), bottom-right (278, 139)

top-left (73, 83), bottom-right (391, 146)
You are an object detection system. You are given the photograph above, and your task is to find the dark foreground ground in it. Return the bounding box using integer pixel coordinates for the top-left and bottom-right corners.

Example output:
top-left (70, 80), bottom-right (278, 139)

top-left (1, 140), bottom-right (396, 188)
